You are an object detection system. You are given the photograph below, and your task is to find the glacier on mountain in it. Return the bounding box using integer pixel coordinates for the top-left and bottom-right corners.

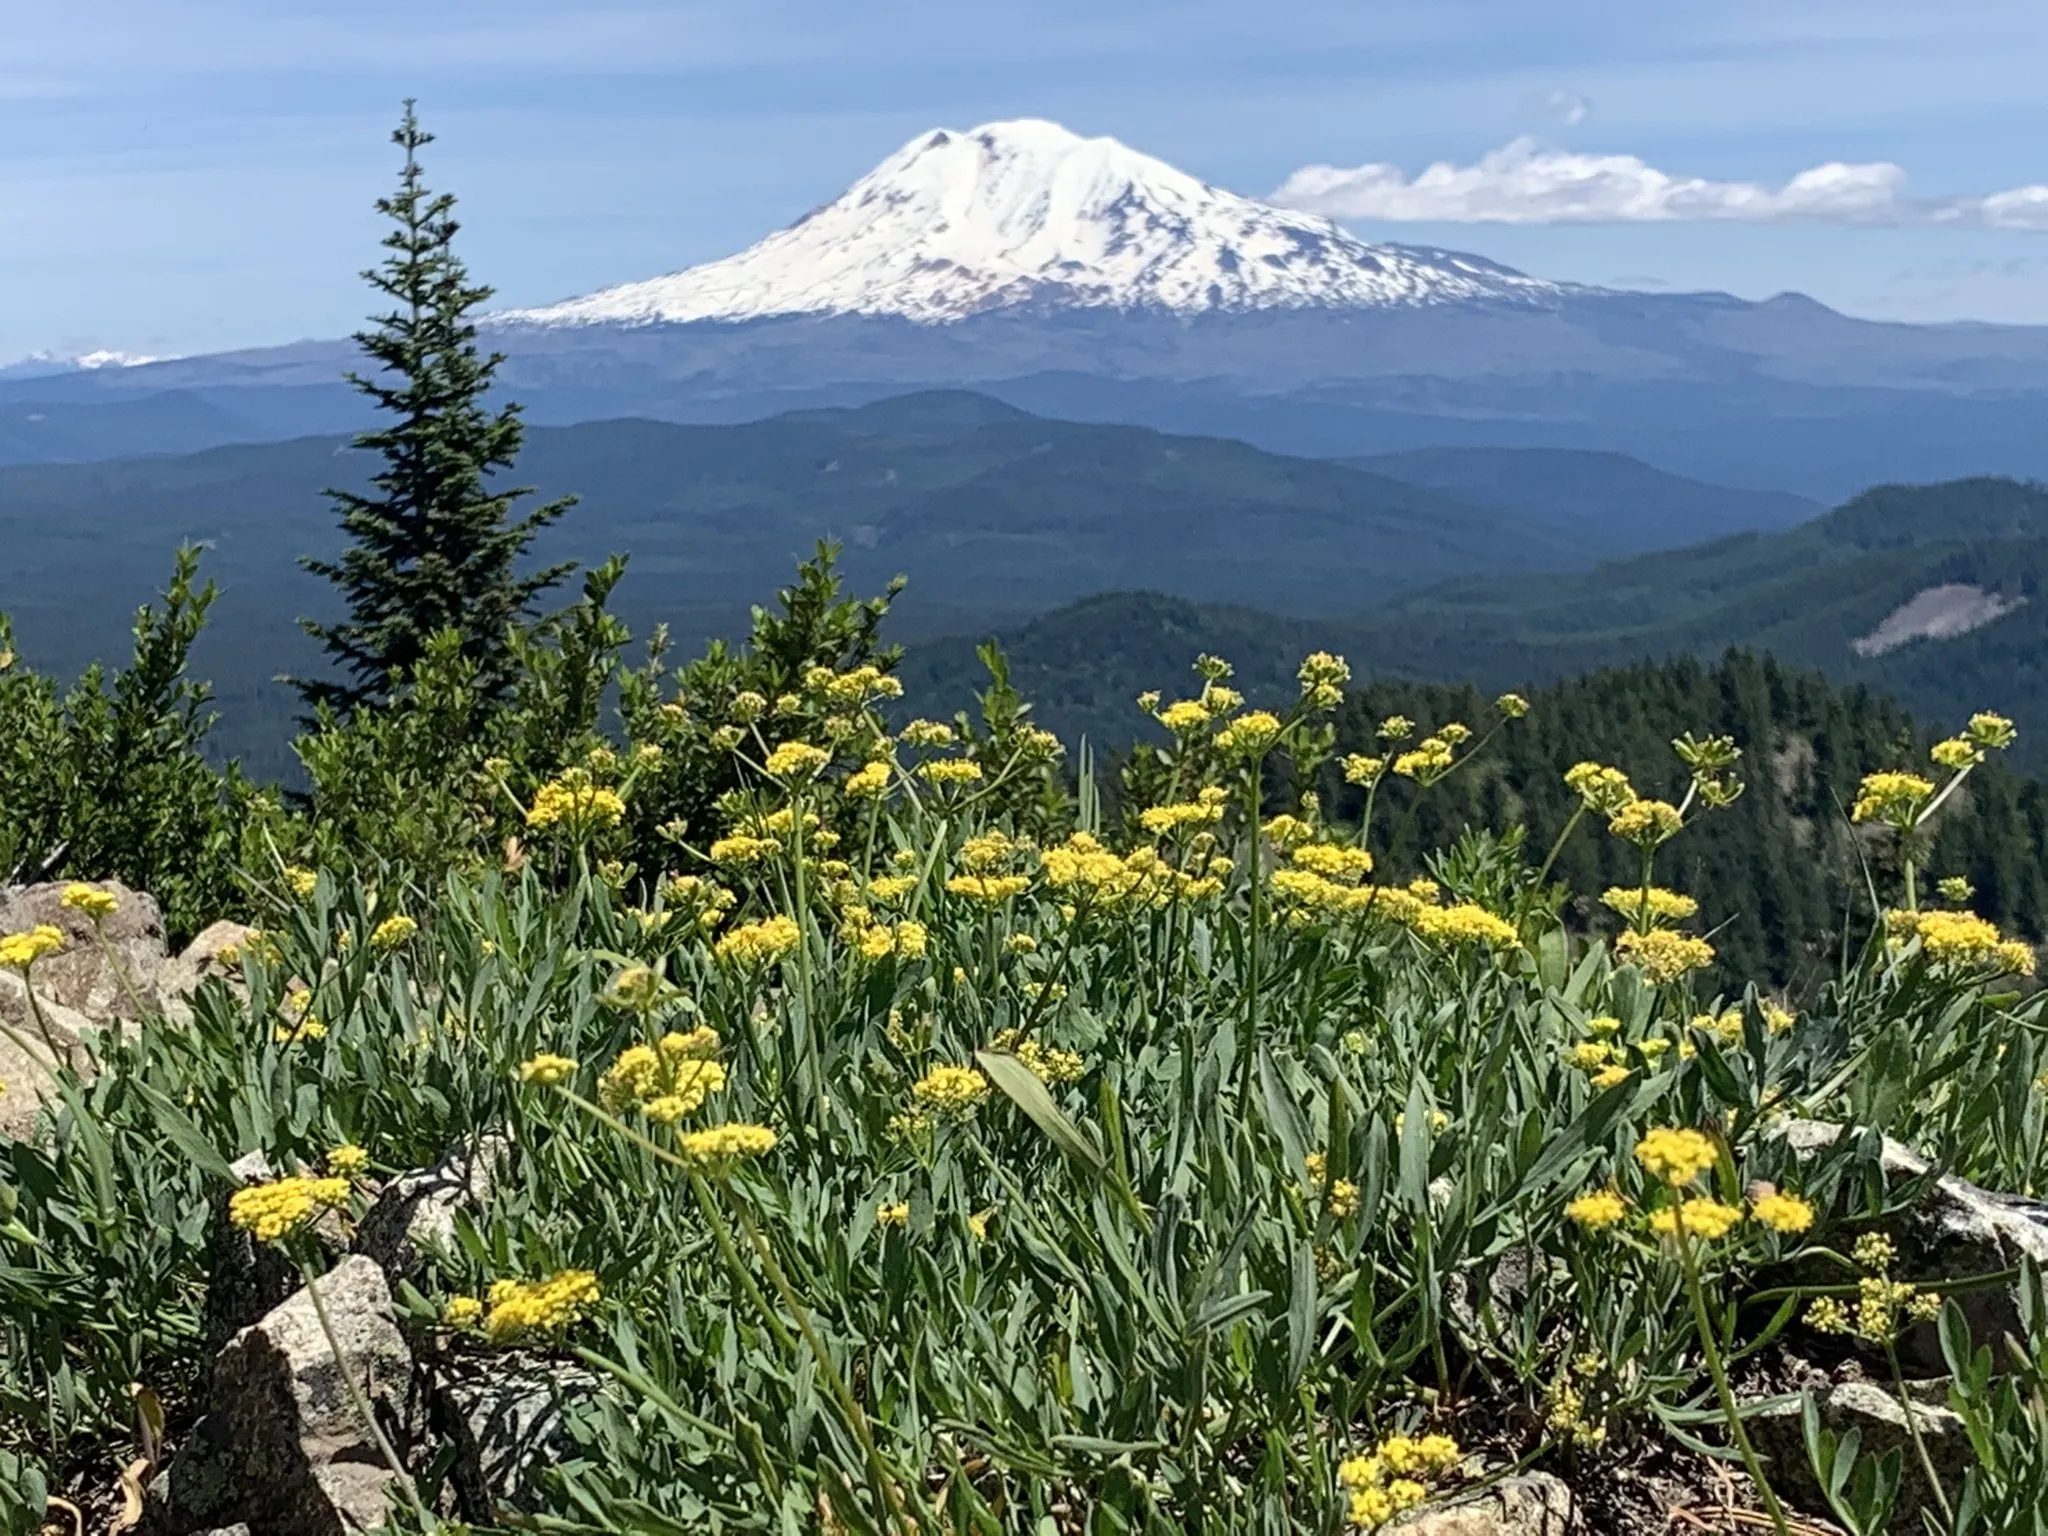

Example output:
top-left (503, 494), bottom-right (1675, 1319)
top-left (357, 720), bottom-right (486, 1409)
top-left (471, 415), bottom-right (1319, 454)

top-left (495, 118), bottom-right (1571, 327)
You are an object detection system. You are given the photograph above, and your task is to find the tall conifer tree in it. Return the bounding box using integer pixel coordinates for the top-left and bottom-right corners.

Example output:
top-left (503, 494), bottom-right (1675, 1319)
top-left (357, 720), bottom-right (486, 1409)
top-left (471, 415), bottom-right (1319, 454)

top-left (296, 101), bottom-right (574, 712)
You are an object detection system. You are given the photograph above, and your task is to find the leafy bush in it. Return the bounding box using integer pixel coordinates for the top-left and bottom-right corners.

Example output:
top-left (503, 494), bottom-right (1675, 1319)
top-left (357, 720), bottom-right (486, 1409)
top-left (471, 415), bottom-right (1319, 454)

top-left (2, 641), bottom-right (2043, 1535)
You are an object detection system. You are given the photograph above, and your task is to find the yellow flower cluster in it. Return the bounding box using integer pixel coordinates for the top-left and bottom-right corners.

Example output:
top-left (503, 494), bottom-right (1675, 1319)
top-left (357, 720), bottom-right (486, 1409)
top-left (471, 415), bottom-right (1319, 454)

top-left (1341, 754), bottom-right (1386, 785)
top-left (1608, 798), bottom-right (1683, 848)
top-left (1634, 1127), bottom-right (1719, 1184)
top-left (714, 915), bottom-right (802, 967)
top-left (1214, 710), bottom-right (1283, 755)
top-left (518, 1053), bottom-right (579, 1086)
top-left (989, 1028), bottom-right (1084, 1085)
top-left (284, 866), bottom-right (319, 899)
top-left (1391, 736), bottom-right (1456, 782)
top-left (898, 719), bottom-right (956, 748)
top-left (484, 1269), bottom-right (601, 1342)
top-left (1850, 771), bottom-right (1934, 827)
top-left (370, 914), bottom-right (417, 950)
top-left (843, 760), bottom-right (893, 798)
top-left (1807, 1235), bottom-right (1939, 1342)
top-left (0, 924), bottom-right (64, 970)
top-left (709, 834), bottom-right (781, 865)
top-left (918, 758), bottom-right (985, 787)
top-left (1564, 1188), bottom-right (1627, 1228)
top-left (853, 919), bottom-right (928, 961)
top-left (1410, 903), bottom-right (1519, 949)
top-left (911, 1064), bottom-right (990, 1121)
top-left (1338, 1433), bottom-right (1459, 1528)
top-left (1138, 786), bottom-right (1229, 835)
top-left (526, 767), bottom-right (627, 834)
top-left (679, 1122), bottom-right (778, 1164)
top-left (1291, 842), bottom-right (1374, 882)
top-left (59, 883), bottom-right (118, 921)
top-left (598, 1030), bottom-right (727, 1123)
top-left (327, 1144), bottom-right (370, 1176)
top-left (1600, 886), bottom-right (1698, 926)
top-left (1751, 1191), bottom-right (1816, 1233)
top-left (1647, 1198), bottom-right (1744, 1240)
top-left (1885, 909), bottom-right (2036, 975)
top-left (1614, 927), bottom-right (1716, 984)
top-left (803, 663), bottom-right (903, 708)
top-left (1303, 1151), bottom-right (1360, 1218)
top-left (227, 1175), bottom-right (352, 1243)
top-left (763, 740), bottom-right (831, 780)
top-left (947, 873), bottom-right (1032, 904)
top-left (1564, 761), bottom-right (1636, 814)
top-left (876, 1201), bottom-right (910, 1227)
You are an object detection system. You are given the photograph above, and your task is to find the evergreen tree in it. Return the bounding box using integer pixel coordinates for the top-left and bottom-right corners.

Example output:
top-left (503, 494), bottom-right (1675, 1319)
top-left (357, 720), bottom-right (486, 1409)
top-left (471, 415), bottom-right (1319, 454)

top-left (296, 101), bottom-right (574, 713)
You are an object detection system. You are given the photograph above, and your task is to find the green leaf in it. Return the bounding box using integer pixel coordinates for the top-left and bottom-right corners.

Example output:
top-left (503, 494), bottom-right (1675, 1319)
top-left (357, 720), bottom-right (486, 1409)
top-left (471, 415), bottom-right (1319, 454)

top-left (976, 1050), bottom-right (1106, 1177)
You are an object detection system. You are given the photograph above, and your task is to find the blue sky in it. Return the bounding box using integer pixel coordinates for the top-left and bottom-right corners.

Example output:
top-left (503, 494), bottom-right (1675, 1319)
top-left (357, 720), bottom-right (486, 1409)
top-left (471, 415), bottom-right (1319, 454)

top-left (9, 0), bottom-right (2048, 360)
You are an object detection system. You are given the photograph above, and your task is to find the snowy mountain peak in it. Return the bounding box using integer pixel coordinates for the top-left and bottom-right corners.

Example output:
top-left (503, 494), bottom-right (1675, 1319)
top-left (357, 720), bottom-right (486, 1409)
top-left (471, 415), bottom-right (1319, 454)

top-left (496, 119), bottom-right (1568, 327)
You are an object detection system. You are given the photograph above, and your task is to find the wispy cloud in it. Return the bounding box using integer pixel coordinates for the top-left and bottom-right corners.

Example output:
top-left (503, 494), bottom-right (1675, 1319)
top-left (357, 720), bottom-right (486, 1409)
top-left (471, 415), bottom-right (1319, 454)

top-left (1273, 137), bottom-right (2048, 229)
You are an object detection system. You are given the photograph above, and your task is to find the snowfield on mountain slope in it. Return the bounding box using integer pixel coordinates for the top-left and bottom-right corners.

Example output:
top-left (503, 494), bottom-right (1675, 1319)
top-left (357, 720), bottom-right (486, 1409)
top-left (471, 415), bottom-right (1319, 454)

top-left (494, 119), bottom-right (1574, 327)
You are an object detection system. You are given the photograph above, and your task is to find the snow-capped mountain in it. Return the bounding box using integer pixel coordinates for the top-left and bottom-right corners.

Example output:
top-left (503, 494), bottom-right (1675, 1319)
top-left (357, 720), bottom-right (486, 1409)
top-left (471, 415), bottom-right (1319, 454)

top-left (0, 348), bottom-right (163, 380)
top-left (496, 119), bottom-right (1569, 327)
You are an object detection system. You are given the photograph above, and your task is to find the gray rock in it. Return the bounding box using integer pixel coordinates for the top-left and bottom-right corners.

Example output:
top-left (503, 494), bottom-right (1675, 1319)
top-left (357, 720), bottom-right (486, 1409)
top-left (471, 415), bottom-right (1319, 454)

top-left (0, 879), bottom-right (167, 1024)
top-left (1776, 1119), bottom-right (2048, 1367)
top-left (1751, 1379), bottom-right (1967, 1533)
top-left (0, 969), bottom-right (104, 1143)
top-left (153, 1256), bottom-right (411, 1536)
top-left (427, 1353), bottom-right (598, 1516)
top-left (355, 1135), bottom-right (508, 1281)
top-left (1387, 1472), bottom-right (1573, 1534)
top-left (158, 920), bottom-right (257, 1025)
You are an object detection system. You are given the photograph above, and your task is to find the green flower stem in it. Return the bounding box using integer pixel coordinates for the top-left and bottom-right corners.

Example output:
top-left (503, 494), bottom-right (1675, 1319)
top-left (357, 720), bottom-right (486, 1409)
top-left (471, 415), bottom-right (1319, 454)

top-left (1886, 1338), bottom-right (1954, 1525)
top-left (723, 1181), bottom-right (933, 1532)
top-left (1677, 1234), bottom-right (1789, 1536)
top-left (7, 975), bottom-right (66, 1064)
top-left (297, 1253), bottom-right (435, 1532)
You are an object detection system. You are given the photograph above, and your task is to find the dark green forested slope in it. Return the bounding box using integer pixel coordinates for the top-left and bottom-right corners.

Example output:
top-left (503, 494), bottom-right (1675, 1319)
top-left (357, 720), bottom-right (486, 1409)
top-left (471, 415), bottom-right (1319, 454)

top-left (906, 477), bottom-right (2048, 760)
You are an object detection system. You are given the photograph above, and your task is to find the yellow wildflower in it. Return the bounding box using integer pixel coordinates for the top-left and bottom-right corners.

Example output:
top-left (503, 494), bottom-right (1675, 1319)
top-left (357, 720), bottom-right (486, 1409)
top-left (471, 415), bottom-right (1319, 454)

top-left (1566, 1189), bottom-right (1628, 1228)
top-left (442, 1295), bottom-right (483, 1328)
top-left (1614, 927), bottom-right (1715, 984)
top-left (1590, 1064), bottom-right (1633, 1089)
top-left (1648, 1198), bottom-right (1743, 1241)
top-left (518, 1053), bottom-right (578, 1086)
top-left (369, 914), bottom-right (417, 950)
top-left (876, 1202), bottom-right (910, 1228)
top-left (484, 1270), bottom-right (600, 1341)
top-left (1342, 754), bottom-right (1387, 784)
top-left (1600, 886), bottom-right (1699, 926)
top-left (763, 740), bottom-right (830, 780)
top-left (911, 1065), bottom-right (990, 1121)
top-left (714, 915), bottom-right (803, 966)
top-left (1634, 1127), bottom-right (1718, 1185)
top-left (59, 884), bottom-right (118, 921)
top-left (1608, 799), bottom-right (1683, 848)
top-left (526, 767), bottom-right (626, 834)
top-left (1564, 761), bottom-right (1635, 813)
top-left (284, 866), bottom-right (319, 899)
top-left (0, 925), bottom-right (65, 970)
top-left (679, 1122), bottom-right (778, 1164)
top-left (1214, 711), bottom-right (1283, 755)
top-left (1851, 771), bottom-right (1934, 827)
top-left (1751, 1192), bottom-right (1816, 1233)
top-left (327, 1144), bottom-right (370, 1177)
top-left (918, 758), bottom-right (984, 786)
top-left (227, 1175), bottom-right (351, 1243)
top-left (843, 760), bottom-right (892, 797)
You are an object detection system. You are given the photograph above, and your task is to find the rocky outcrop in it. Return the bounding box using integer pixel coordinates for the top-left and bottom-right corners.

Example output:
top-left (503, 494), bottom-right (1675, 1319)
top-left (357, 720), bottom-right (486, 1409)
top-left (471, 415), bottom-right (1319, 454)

top-left (0, 970), bottom-right (99, 1141)
top-left (158, 921), bottom-right (258, 1025)
top-left (425, 1353), bottom-right (598, 1516)
top-left (354, 1135), bottom-right (508, 1281)
top-left (1751, 1379), bottom-right (1967, 1533)
top-left (1775, 1120), bottom-right (2048, 1368)
top-left (0, 879), bottom-right (168, 1023)
top-left (152, 1257), bottom-right (411, 1536)
top-left (1388, 1474), bottom-right (1573, 1535)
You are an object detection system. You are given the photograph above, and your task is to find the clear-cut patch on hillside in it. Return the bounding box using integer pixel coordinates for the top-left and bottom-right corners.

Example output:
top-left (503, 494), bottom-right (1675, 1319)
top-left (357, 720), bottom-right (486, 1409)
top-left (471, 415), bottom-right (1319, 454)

top-left (1850, 583), bottom-right (2025, 657)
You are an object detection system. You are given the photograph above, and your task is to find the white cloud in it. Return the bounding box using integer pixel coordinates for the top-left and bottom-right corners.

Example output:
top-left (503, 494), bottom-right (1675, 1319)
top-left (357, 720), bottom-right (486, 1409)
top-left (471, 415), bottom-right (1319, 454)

top-left (1515, 90), bottom-right (1588, 129)
top-left (1272, 136), bottom-right (2048, 229)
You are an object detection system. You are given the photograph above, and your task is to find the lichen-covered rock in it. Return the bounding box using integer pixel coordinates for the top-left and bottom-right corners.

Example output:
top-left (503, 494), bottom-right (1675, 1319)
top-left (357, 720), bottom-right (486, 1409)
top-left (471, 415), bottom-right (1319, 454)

top-left (354, 1135), bottom-right (508, 1281)
top-left (152, 1256), bottom-right (411, 1536)
top-left (1775, 1119), bottom-right (2048, 1366)
top-left (426, 1353), bottom-right (598, 1517)
top-left (0, 879), bottom-right (167, 1024)
top-left (1751, 1379), bottom-right (1966, 1532)
top-left (1388, 1473), bottom-right (1573, 1534)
